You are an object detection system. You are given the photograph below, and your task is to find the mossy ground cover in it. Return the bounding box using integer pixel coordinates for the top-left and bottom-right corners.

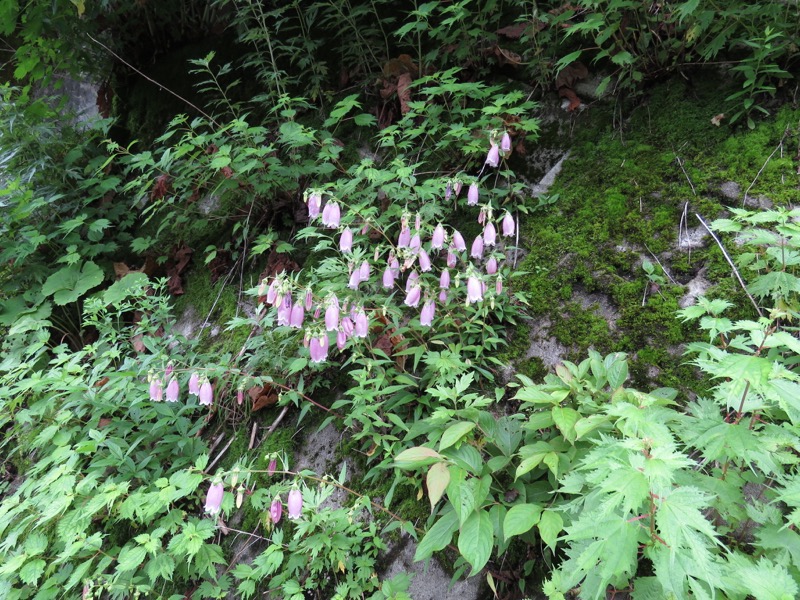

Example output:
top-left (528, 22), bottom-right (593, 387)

top-left (511, 72), bottom-right (799, 394)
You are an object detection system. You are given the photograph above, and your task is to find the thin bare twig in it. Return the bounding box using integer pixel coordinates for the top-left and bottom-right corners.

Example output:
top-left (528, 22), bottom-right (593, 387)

top-left (248, 422), bottom-right (258, 450)
top-left (695, 214), bottom-right (763, 317)
top-left (208, 436), bottom-right (235, 471)
top-left (253, 405), bottom-right (290, 450)
top-left (675, 155), bottom-right (696, 196)
top-left (86, 34), bottom-right (220, 128)
top-left (644, 244), bottom-right (678, 285)
top-left (743, 129), bottom-right (789, 207)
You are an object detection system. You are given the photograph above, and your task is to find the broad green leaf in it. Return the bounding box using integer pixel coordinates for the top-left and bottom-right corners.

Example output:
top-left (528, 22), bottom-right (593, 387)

top-left (426, 462), bottom-right (450, 510)
top-left (538, 510), bottom-right (563, 550)
top-left (18, 559), bottom-right (46, 585)
top-left (458, 510), bottom-right (493, 576)
top-left (551, 406), bottom-right (580, 443)
top-left (414, 509), bottom-right (459, 561)
top-left (394, 446), bottom-right (442, 469)
top-left (504, 503), bottom-right (542, 539)
top-left (439, 421), bottom-right (475, 452)
top-left (102, 272), bottom-right (149, 305)
top-left (605, 353), bottom-right (629, 389)
top-left (42, 261), bottom-right (104, 305)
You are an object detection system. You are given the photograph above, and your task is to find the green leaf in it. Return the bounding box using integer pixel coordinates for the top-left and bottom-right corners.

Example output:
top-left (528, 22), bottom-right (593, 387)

top-left (551, 406), bottom-right (580, 443)
top-left (439, 422), bottom-right (476, 452)
top-left (116, 545), bottom-right (147, 573)
top-left (426, 462), bottom-right (450, 510)
top-left (19, 559), bottom-right (46, 585)
top-left (354, 113), bottom-right (377, 126)
top-left (458, 510), bottom-right (493, 576)
top-left (538, 510), bottom-right (563, 550)
top-left (102, 272), bottom-right (149, 305)
top-left (605, 353), bottom-right (629, 388)
top-left (42, 261), bottom-right (105, 305)
top-left (414, 509), bottom-right (459, 561)
top-left (394, 446), bottom-right (443, 469)
top-left (504, 503), bottom-right (542, 539)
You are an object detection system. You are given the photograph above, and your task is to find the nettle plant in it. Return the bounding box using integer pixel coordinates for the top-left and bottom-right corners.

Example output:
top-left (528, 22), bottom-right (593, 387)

top-left (392, 211), bottom-right (800, 597)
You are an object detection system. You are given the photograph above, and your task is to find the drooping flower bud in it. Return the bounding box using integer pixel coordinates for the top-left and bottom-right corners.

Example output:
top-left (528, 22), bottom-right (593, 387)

top-left (304, 288), bottom-right (313, 311)
top-left (339, 227), bottom-right (353, 253)
top-left (483, 222), bottom-right (497, 247)
top-left (166, 378), bottom-right (179, 403)
top-left (501, 132), bottom-right (512, 153)
top-left (454, 181), bottom-right (463, 196)
top-left (266, 279), bottom-right (279, 305)
top-left (445, 182), bottom-right (452, 200)
top-left (164, 362), bottom-right (174, 379)
top-left (471, 236), bottom-right (484, 260)
top-left (237, 387), bottom-right (244, 405)
top-left (452, 230), bottom-right (466, 251)
top-left (409, 234), bottom-right (421, 252)
top-left (439, 290), bottom-right (448, 304)
top-left (447, 250), bottom-right (457, 268)
top-left (415, 213), bottom-right (421, 231)
top-left (287, 488), bottom-right (303, 519)
top-left (337, 328), bottom-right (347, 350)
top-left (431, 224), bottom-right (446, 250)
top-left (189, 372), bottom-right (200, 396)
top-left (486, 257), bottom-right (498, 275)
top-left (496, 276), bottom-right (503, 295)
top-left (420, 300), bottom-right (435, 327)
top-left (268, 457), bottom-right (277, 476)
top-left (485, 143), bottom-right (500, 168)
top-left (468, 183), bottom-right (479, 206)
top-left (419, 249), bottom-right (432, 272)
top-left (440, 269), bottom-right (451, 289)
top-left (348, 268), bottom-right (362, 290)
top-left (502, 212), bottom-right (515, 237)
top-left (199, 379), bottom-right (214, 406)
top-left (270, 496), bottom-right (283, 524)
top-left (467, 275), bottom-right (483, 304)
top-left (204, 481), bottom-right (224, 515)
top-left (341, 317), bottom-right (354, 337)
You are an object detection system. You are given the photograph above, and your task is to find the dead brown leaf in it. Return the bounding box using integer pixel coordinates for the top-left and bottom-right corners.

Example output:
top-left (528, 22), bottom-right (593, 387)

top-left (397, 72), bottom-right (413, 115)
top-left (248, 385), bottom-right (279, 411)
top-left (555, 61), bottom-right (589, 90)
top-left (166, 244), bottom-right (193, 295)
top-left (496, 21), bottom-right (535, 39)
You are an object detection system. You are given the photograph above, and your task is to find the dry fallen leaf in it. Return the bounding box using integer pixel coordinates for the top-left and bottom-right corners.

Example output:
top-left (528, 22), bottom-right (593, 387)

top-left (711, 113), bottom-right (726, 126)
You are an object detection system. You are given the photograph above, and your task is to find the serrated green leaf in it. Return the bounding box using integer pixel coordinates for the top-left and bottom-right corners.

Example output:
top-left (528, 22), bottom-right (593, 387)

top-left (116, 545), bottom-right (147, 573)
top-left (19, 559), bottom-right (46, 585)
top-left (538, 510), bottom-right (563, 550)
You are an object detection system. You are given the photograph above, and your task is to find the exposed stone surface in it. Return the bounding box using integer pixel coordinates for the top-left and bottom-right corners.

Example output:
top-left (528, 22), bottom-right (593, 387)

top-left (526, 316), bottom-right (569, 368)
top-left (679, 269), bottom-right (712, 308)
top-left (294, 422), bottom-right (350, 509)
top-left (719, 180), bottom-right (741, 200)
top-left (380, 534), bottom-right (484, 600)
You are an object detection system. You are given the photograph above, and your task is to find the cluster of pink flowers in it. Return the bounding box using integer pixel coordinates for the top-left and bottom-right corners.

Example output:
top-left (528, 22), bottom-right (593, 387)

top-left (266, 133), bottom-right (517, 365)
top-left (204, 481), bottom-right (303, 521)
top-left (148, 365), bottom-right (214, 406)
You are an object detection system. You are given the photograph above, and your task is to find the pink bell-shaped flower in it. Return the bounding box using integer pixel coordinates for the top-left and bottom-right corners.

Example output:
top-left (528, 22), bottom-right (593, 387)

top-left (409, 234), bottom-right (421, 252)
top-left (446, 250), bottom-right (457, 268)
top-left (188, 372), bottom-right (200, 396)
top-left (341, 317), bottom-right (354, 337)
top-left (199, 379), bottom-right (214, 406)
top-left (439, 290), bottom-right (448, 304)
top-left (454, 181), bottom-right (463, 196)
top-left (325, 298), bottom-right (340, 331)
top-left (420, 300), bottom-right (435, 327)
top-left (149, 377), bottom-right (163, 402)
top-left (431, 224), bottom-right (445, 250)
top-left (309, 334), bottom-right (329, 363)
top-left (266, 279), bottom-right (279, 305)
top-left (419, 248), bottom-right (432, 272)
top-left (359, 260), bottom-right (370, 281)
top-left (405, 284), bottom-right (421, 308)
top-left (452, 231), bottom-right (466, 251)
top-left (270, 496), bottom-right (283, 524)
top-left (486, 257), bottom-right (498, 275)
top-left (322, 201), bottom-right (341, 228)
top-left (471, 235), bottom-right (484, 260)
top-left (289, 303), bottom-right (305, 328)
top-left (501, 132), bottom-right (512, 153)
top-left (468, 183), bottom-right (479, 206)
top-left (337, 328), bottom-right (347, 350)
top-left (383, 264), bottom-right (396, 289)
top-left (307, 192), bottom-right (322, 220)
top-left (287, 488), bottom-right (303, 519)
top-left (348, 268), bottom-right (362, 290)
top-left (397, 226), bottom-right (411, 248)
top-left (339, 227), bottom-right (353, 253)
top-left (405, 270), bottom-right (419, 293)
top-left (277, 296), bottom-right (292, 326)
top-left (205, 481), bottom-right (224, 515)
top-left (483, 222), bottom-right (497, 246)
top-left (354, 309), bottom-right (369, 338)
top-left (166, 378), bottom-right (179, 403)
top-left (467, 275), bottom-right (483, 304)
top-left (440, 268), bottom-right (451, 289)
top-left (502, 212), bottom-right (515, 237)
top-left (485, 143), bottom-right (500, 168)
